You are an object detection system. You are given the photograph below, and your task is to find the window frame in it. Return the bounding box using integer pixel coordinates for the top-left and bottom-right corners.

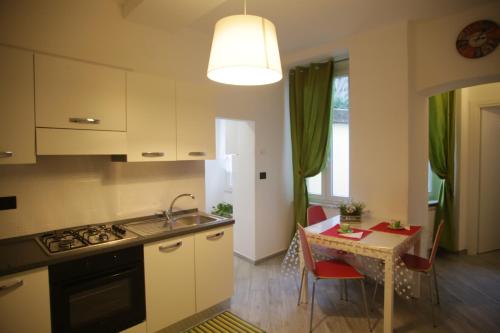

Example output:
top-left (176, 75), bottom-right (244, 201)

top-left (308, 59), bottom-right (350, 206)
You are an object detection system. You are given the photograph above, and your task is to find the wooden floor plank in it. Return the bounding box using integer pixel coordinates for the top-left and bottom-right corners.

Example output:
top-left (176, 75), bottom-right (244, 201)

top-left (229, 250), bottom-right (500, 333)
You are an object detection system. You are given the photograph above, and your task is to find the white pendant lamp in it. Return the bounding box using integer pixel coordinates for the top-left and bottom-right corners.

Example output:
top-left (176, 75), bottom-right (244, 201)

top-left (207, 1), bottom-right (282, 86)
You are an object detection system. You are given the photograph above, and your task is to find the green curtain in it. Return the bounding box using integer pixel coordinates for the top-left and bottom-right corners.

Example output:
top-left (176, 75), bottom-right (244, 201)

top-left (289, 61), bottom-right (334, 232)
top-left (429, 91), bottom-right (455, 251)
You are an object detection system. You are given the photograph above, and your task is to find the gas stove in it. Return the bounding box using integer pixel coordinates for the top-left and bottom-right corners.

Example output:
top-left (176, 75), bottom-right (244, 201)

top-left (36, 223), bottom-right (138, 255)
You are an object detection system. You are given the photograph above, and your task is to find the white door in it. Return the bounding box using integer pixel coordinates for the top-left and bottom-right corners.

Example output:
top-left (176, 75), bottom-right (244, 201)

top-left (478, 106), bottom-right (500, 253)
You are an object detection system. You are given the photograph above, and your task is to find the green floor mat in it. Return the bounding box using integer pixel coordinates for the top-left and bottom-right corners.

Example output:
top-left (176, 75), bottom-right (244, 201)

top-left (184, 311), bottom-right (265, 333)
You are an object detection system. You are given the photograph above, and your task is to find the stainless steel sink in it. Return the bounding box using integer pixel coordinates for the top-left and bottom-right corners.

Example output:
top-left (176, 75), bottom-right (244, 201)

top-left (123, 213), bottom-right (219, 237)
top-left (174, 214), bottom-right (216, 227)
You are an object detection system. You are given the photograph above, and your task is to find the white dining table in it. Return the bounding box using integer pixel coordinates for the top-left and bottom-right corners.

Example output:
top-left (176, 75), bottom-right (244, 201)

top-left (299, 215), bottom-right (422, 333)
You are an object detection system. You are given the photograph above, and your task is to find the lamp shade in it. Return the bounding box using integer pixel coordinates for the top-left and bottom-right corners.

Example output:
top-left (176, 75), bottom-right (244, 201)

top-left (207, 14), bottom-right (282, 85)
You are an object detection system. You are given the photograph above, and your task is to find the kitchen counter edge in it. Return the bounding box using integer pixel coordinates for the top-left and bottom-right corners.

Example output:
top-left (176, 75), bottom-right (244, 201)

top-left (0, 215), bottom-right (235, 277)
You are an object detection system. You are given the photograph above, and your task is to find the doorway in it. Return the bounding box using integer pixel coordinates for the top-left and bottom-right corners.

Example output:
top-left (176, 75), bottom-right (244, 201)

top-left (205, 118), bottom-right (256, 260)
top-left (478, 106), bottom-right (500, 253)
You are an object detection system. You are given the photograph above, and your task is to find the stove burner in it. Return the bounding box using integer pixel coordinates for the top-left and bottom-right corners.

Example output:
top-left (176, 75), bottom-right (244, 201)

top-left (59, 237), bottom-right (75, 250)
top-left (37, 223), bottom-right (136, 255)
top-left (98, 233), bottom-right (109, 242)
top-left (87, 227), bottom-right (99, 236)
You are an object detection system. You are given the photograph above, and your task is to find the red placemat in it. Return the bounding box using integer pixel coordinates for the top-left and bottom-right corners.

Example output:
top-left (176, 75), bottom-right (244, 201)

top-left (320, 226), bottom-right (372, 241)
top-left (370, 222), bottom-right (421, 236)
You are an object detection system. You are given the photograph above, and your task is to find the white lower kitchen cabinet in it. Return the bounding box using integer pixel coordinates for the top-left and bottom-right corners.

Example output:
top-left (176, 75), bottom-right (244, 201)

top-left (120, 321), bottom-right (147, 333)
top-left (195, 225), bottom-right (234, 312)
top-left (144, 235), bottom-right (196, 333)
top-left (0, 267), bottom-right (51, 333)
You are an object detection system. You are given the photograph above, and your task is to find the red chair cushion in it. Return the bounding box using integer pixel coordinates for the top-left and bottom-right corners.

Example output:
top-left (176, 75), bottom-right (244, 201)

top-left (402, 253), bottom-right (431, 272)
top-left (314, 259), bottom-right (364, 279)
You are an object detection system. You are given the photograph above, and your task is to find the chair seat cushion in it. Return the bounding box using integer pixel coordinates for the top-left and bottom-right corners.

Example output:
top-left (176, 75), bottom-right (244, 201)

top-left (402, 253), bottom-right (431, 272)
top-left (314, 259), bottom-right (364, 279)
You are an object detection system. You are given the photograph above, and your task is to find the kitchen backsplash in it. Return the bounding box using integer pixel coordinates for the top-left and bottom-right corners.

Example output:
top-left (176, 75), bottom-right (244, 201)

top-left (0, 156), bottom-right (205, 239)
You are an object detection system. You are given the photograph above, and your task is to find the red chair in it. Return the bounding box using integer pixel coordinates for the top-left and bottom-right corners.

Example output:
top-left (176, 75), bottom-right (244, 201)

top-left (402, 220), bottom-right (445, 327)
top-left (297, 224), bottom-right (371, 332)
top-left (307, 205), bottom-right (327, 226)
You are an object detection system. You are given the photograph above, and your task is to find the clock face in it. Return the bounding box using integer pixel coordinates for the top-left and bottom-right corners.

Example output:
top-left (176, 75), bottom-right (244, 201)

top-left (456, 20), bottom-right (499, 59)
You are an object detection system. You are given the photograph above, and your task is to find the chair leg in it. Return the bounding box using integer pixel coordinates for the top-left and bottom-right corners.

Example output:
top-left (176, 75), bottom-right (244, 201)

top-left (344, 280), bottom-right (349, 302)
top-left (427, 273), bottom-right (436, 328)
top-left (371, 281), bottom-right (378, 312)
top-left (432, 264), bottom-right (440, 305)
top-left (360, 280), bottom-right (372, 332)
top-left (340, 280), bottom-right (344, 301)
top-left (298, 268), bottom-right (306, 306)
top-left (310, 279), bottom-right (317, 333)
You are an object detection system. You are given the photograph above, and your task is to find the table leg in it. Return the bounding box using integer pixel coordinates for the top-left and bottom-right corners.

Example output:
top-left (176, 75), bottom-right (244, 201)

top-left (383, 255), bottom-right (394, 333)
top-left (298, 239), bottom-right (308, 304)
top-left (412, 238), bottom-right (422, 298)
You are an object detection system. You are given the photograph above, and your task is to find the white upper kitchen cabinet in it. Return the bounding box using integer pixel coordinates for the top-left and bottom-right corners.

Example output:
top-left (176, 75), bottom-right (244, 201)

top-left (0, 46), bottom-right (36, 164)
top-left (144, 235), bottom-right (196, 332)
top-left (35, 54), bottom-right (126, 131)
top-left (194, 225), bottom-right (234, 312)
top-left (176, 81), bottom-right (216, 160)
top-left (0, 267), bottom-right (51, 333)
top-left (125, 72), bottom-right (176, 162)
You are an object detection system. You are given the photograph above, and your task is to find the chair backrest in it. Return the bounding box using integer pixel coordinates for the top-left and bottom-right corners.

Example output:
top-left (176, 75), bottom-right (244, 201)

top-left (307, 205), bottom-right (327, 226)
top-left (429, 220), bottom-right (445, 265)
top-left (297, 224), bottom-right (316, 273)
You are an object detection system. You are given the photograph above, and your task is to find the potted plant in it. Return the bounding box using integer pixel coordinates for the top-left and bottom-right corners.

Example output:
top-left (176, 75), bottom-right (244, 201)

top-left (211, 202), bottom-right (233, 218)
top-left (339, 201), bottom-right (365, 222)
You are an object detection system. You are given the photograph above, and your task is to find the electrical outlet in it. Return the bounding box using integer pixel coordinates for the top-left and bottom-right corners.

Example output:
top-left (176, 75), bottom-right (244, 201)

top-left (0, 196), bottom-right (16, 210)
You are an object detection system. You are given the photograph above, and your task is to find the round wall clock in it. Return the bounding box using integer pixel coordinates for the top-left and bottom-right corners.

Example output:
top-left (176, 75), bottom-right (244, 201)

top-left (456, 20), bottom-right (499, 59)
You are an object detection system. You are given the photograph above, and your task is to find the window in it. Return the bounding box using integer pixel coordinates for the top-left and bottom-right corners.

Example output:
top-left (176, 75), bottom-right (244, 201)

top-left (428, 163), bottom-right (441, 202)
top-left (306, 60), bottom-right (349, 204)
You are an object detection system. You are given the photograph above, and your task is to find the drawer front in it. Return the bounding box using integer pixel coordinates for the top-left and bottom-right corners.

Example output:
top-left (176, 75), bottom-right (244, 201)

top-left (36, 128), bottom-right (126, 155)
top-left (0, 267), bottom-right (51, 333)
top-left (35, 54), bottom-right (126, 131)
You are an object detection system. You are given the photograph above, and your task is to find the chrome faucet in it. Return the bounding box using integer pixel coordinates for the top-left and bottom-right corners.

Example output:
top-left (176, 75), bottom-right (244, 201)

top-left (165, 193), bottom-right (195, 222)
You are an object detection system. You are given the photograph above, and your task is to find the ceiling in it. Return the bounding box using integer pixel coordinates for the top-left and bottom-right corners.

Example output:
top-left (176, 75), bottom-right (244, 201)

top-left (121, 0), bottom-right (497, 55)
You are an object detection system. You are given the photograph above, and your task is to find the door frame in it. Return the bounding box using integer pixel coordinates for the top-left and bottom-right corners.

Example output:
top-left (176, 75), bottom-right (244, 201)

top-left (466, 98), bottom-right (500, 255)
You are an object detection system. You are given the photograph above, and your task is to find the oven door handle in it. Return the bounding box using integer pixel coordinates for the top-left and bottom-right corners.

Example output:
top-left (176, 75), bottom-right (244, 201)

top-left (158, 241), bottom-right (182, 252)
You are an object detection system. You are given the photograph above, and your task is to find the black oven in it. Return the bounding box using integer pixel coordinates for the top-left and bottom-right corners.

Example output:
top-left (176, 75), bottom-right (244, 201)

top-left (49, 245), bottom-right (145, 333)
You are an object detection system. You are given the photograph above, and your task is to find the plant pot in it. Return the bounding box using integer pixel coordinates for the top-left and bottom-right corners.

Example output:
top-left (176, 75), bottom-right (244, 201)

top-left (340, 215), bottom-right (361, 222)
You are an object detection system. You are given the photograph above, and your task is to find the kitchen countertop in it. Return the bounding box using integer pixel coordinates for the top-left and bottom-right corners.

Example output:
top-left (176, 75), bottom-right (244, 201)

top-left (0, 211), bottom-right (234, 277)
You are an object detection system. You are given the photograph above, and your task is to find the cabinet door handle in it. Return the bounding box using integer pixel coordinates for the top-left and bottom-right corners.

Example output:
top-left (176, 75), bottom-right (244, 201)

top-left (188, 151), bottom-right (206, 157)
top-left (0, 151), bottom-right (13, 158)
top-left (0, 279), bottom-right (23, 292)
top-left (206, 231), bottom-right (224, 240)
top-left (69, 117), bottom-right (100, 125)
top-left (142, 152), bottom-right (165, 158)
top-left (159, 241), bottom-right (182, 252)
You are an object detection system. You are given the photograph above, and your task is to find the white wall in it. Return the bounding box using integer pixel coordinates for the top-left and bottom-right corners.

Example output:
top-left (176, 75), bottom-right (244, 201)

top-left (229, 120), bottom-right (256, 260)
top-left (285, 2), bottom-right (500, 253)
top-left (0, 157), bottom-right (204, 238)
top-left (212, 85), bottom-right (289, 260)
top-left (205, 119), bottom-right (233, 212)
top-left (0, 0), bottom-right (289, 259)
top-left (205, 119), bottom-right (257, 260)
top-left (408, 3), bottom-right (500, 252)
top-left (285, 21), bottom-right (411, 223)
